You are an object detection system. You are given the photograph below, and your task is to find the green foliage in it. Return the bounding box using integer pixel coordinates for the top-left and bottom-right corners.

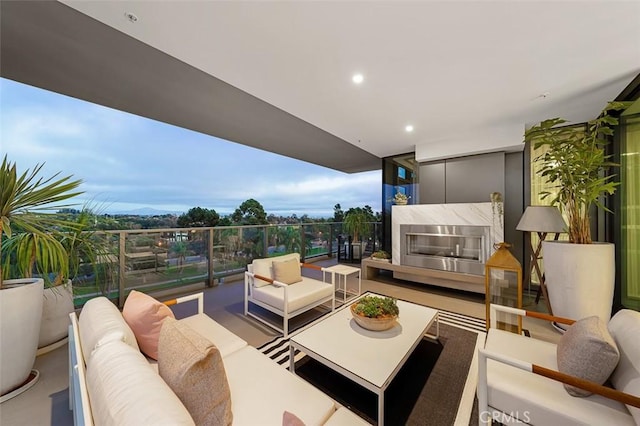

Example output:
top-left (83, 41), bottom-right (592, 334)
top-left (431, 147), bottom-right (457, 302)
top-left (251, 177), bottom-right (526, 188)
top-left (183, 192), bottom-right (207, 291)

top-left (352, 296), bottom-right (399, 318)
top-left (231, 199), bottom-right (268, 225)
top-left (0, 155), bottom-right (83, 288)
top-left (371, 250), bottom-right (390, 259)
top-left (524, 101), bottom-right (631, 244)
top-left (177, 207), bottom-right (220, 227)
top-left (270, 225), bottom-right (305, 253)
top-left (343, 206), bottom-right (376, 242)
top-left (333, 203), bottom-right (344, 222)
top-left (2, 208), bottom-right (117, 293)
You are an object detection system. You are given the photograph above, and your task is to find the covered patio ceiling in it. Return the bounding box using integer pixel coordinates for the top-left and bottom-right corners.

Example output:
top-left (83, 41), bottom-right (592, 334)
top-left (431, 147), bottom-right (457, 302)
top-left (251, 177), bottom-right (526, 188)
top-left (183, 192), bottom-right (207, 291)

top-left (2, 1), bottom-right (639, 172)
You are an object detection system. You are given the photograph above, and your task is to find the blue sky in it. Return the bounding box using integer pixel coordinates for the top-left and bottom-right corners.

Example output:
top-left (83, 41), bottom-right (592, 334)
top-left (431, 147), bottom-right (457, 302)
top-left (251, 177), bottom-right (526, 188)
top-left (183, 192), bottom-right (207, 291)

top-left (1, 78), bottom-right (381, 217)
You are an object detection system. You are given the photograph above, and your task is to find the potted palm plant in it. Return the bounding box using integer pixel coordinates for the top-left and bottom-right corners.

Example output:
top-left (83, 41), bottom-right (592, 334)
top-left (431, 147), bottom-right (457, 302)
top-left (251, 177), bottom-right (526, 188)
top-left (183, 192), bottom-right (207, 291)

top-left (0, 155), bottom-right (82, 400)
top-left (3, 209), bottom-right (113, 352)
top-left (343, 208), bottom-right (373, 260)
top-left (343, 208), bottom-right (372, 243)
top-left (524, 101), bottom-right (630, 328)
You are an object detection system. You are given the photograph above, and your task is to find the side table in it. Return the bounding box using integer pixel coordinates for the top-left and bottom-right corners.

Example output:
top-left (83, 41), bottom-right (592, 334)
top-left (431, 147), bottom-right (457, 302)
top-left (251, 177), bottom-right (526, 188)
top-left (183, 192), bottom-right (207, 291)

top-left (322, 264), bottom-right (361, 303)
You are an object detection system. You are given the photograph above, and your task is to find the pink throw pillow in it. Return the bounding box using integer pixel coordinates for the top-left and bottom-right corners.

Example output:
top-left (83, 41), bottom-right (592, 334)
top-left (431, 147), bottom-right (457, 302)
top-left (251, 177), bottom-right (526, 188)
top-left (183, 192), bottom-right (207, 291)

top-left (283, 411), bottom-right (305, 426)
top-left (122, 290), bottom-right (175, 360)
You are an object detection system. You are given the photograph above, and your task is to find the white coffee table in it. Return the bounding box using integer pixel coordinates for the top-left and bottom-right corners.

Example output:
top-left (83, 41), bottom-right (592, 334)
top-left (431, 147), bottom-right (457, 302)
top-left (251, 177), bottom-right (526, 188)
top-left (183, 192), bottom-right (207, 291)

top-left (322, 264), bottom-right (361, 303)
top-left (290, 293), bottom-right (439, 425)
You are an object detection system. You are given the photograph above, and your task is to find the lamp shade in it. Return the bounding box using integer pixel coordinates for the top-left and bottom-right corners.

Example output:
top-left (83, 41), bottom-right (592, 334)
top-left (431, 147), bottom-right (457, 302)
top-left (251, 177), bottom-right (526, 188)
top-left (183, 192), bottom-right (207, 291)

top-left (516, 206), bottom-right (566, 233)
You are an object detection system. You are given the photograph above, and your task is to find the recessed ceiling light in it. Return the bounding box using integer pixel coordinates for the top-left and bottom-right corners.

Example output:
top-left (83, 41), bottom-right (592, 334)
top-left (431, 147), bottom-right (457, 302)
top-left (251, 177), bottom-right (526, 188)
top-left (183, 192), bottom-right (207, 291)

top-left (405, 125), bottom-right (414, 133)
top-left (352, 74), bottom-right (364, 84)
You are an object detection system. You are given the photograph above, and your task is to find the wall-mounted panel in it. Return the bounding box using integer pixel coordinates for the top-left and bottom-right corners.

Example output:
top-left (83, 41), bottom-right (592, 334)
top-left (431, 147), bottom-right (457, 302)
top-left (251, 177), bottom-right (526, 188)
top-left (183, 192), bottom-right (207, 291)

top-left (418, 161), bottom-right (445, 204)
top-left (505, 151), bottom-right (524, 266)
top-left (445, 152), bottom-right (505, 203)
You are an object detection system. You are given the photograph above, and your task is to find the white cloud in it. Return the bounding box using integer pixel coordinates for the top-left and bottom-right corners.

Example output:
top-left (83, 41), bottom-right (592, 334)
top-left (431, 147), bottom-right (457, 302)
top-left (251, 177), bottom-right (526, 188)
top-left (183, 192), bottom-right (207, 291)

top-left (1, 78), bottom-right (382, 217)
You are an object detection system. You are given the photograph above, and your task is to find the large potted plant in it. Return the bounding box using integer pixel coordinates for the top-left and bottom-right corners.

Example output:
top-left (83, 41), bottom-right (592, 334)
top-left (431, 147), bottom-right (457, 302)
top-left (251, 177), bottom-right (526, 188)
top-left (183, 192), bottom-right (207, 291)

top-left (3, 209), bottom-right (112, 352)
top-left (524, 101), bottom-right (630, 328)
top-left (0, 156), bottom-right (82, 400)
top-left (343, 207), bottom-right (374, 260)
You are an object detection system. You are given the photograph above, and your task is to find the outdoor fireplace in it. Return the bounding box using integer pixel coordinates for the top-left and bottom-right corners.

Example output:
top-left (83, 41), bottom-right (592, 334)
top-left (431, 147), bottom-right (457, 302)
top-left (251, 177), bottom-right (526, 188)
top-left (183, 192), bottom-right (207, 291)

top-left (400, 224), bottom-right (491, 276)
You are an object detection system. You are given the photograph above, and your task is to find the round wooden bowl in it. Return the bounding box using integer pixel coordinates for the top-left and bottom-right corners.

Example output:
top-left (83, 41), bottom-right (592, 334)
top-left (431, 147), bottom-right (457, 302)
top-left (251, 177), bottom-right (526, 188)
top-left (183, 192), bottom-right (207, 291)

top-left (350, 304), bottom-right (398, 331)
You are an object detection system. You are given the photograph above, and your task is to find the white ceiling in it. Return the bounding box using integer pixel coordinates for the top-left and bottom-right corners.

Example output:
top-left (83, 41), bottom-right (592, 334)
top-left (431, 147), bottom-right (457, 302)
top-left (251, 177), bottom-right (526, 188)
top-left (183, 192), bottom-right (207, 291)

top-left (62, 0), bottom-right (640, 161)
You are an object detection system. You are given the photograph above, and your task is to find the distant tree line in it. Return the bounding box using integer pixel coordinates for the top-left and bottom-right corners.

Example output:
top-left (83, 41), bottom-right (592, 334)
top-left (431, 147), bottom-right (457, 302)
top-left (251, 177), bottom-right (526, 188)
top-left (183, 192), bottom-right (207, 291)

top-left (54, 199), bottom-right (380, 231)
top-left (176, 200), bottom-right (380, 228)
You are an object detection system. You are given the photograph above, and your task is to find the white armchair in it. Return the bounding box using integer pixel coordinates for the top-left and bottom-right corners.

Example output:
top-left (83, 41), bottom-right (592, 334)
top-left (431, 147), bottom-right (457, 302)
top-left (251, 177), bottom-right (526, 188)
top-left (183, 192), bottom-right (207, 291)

top-left (478, 304), bottom-right (640, 425)
top-left (244, 253), bottom-right (335, 337)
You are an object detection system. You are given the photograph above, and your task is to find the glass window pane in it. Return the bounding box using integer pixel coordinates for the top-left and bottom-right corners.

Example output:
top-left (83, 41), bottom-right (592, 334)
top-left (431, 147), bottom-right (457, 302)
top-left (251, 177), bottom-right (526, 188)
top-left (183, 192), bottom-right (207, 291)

top-left (621, 115), bottom-right (640, 309)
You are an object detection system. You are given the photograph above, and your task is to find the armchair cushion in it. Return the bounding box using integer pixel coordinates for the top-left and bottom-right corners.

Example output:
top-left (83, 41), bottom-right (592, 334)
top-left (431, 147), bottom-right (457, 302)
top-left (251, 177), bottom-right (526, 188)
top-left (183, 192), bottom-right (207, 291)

top-left (252, 253), bottom-right (301, 287)
top-left (273, 257), bottom-right (302, 285)
top-left (557, 316), bottom-right (620, 397)
top-left (608, 309), bottom-right (640, 423)
top-left (252, 277), bottom-right (333, 313)
top-left (485, 328), bottom-right (633, 425)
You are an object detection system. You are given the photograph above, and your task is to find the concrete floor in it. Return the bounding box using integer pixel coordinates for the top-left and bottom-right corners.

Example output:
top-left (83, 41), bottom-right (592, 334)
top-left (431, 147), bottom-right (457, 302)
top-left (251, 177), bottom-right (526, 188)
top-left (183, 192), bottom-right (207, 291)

top-left (0, 258), bottom-right (560, 425)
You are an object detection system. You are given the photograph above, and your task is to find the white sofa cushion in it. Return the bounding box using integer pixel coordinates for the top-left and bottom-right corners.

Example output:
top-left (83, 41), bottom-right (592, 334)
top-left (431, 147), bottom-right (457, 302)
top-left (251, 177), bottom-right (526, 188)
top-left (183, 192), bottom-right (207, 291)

top-left (608, 309), bottom-right (640, 424)
top-left (178, 313), bottom-right (247, 358)
top-left (252, 277), bottom-right (333, 313)
top-left (79, 297), bottom-right (139, 363)
top-left (86, 339), bottom-right (194, 426)
top-left (252, 253), bottom-right (300, 287)
top-left (485, 328), bottom-right (634, 426)
top-left (223, 346), bottom-right (335, 425)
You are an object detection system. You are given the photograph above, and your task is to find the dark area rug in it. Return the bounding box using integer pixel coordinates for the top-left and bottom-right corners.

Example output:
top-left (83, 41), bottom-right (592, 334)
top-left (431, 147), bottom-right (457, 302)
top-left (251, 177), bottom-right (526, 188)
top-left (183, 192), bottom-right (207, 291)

top-left (294, 323), bottom-right (479, 425)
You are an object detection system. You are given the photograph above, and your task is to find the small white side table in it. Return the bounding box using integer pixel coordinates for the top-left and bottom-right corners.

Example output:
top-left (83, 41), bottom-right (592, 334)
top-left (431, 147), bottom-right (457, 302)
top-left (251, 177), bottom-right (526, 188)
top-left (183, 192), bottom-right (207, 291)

top-left (323, 264), bottom-right (361, 303)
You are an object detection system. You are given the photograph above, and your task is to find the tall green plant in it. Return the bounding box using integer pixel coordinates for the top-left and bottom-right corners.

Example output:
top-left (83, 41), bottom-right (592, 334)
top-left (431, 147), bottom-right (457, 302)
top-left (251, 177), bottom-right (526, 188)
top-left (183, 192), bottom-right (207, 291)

top-left (524, 102), bottom-right (630, 244)
top-left (343, 208), bottom-right (373, 243)
top-left (0, 156), bottom-right (83, 288)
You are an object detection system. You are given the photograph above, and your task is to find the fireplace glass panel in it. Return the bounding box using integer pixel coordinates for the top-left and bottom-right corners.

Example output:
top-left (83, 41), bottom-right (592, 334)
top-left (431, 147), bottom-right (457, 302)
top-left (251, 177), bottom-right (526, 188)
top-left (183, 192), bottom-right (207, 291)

top-left (406, 233), bottom-right (482, 261)
top-left (400, 224), bottom-right (490, 275)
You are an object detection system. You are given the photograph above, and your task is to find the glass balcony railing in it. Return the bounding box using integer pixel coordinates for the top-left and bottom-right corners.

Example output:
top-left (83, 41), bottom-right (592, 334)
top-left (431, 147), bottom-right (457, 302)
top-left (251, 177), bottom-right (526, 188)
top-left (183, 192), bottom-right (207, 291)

top-left (72, 222), bottom-right (381, 308)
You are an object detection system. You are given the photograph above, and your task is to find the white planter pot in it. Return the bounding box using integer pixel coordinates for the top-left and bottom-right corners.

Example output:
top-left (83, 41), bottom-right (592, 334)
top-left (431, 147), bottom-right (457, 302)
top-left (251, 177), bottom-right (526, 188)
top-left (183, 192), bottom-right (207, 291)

top-left (38, 280), bottom-right (74, 349)
top-left (0, 278), bottom-right (44, 397)
top-left (542, 241), bottom-right (614, 327)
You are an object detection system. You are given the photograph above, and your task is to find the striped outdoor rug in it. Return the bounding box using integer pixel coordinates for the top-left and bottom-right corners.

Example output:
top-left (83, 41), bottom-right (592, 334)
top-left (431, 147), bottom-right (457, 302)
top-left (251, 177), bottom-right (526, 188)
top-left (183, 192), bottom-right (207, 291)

top-left (257, 309), bottom-right (486, 368)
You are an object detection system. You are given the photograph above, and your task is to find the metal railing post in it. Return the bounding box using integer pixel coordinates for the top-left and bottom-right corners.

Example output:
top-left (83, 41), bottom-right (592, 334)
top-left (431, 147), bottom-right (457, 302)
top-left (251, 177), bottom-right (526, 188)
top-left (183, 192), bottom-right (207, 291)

top-left (118, 232), bottom-right (126, 308)
top-left (300, 225), bottom-right (306, 261)
top-left (328, 224), bottom-right (334, 258)
top-left (263, 226), bottom-right (268, 258)
top-left (207, 228), bottom-right (215, 287)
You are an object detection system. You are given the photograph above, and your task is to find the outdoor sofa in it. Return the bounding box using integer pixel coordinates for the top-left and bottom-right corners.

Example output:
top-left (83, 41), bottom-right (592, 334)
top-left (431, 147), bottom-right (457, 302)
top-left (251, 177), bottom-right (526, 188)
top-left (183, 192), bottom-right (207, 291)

top-left (68, 291), bottom-right (367, 425)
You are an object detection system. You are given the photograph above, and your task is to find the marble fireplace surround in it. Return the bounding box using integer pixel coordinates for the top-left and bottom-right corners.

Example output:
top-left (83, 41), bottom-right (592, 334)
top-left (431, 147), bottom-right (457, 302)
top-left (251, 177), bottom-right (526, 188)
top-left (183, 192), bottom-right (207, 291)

top-left (391, 203), bottom-right (504, 266)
